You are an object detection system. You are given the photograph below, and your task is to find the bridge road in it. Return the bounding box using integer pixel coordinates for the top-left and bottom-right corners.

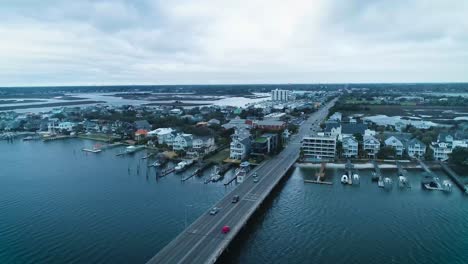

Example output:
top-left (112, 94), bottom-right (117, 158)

top-left (146, 98), bottom-right (337, 264)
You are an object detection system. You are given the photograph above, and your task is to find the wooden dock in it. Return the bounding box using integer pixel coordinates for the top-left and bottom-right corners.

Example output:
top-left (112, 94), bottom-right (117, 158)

top-left (439, 162), bottom-right (468, 194)
top-left (304, 162), bottom-right (332, 185)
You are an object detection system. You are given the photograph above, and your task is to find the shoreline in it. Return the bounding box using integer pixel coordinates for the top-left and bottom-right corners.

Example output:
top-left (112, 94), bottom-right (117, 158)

top-left (296, 162), bottom-right (441, 170)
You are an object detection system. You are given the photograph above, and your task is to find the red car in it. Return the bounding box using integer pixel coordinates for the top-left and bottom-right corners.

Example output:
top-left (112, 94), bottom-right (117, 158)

top-left (221, 225), bottom-right (230, 234)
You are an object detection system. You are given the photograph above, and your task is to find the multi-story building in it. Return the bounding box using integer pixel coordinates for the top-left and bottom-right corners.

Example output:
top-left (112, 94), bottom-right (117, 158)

top-left (173, 133), bottom-right (193, 151)
top-left (407, 138), bottom-right (426, 158)
top-left (301, 134), bottom-right (336, 160)
top-left (271, 89), bottom-right (291, 101)
top-left (230, 128), bottom-right (251, 160)
top-left (342, 136), bottom-right (358, 158)
top-left (252, 133), bottom-right (279, 154)
top-left (431, 132), bottom-right (468, 161)
top-left (192, 136), bottom-right (215, 154)
top-left (363, 135), bottom-right (380, 158)
top-left (385, 136), bottom-right (405, 156)
top-left (148, 128), bottom-right (175, 145)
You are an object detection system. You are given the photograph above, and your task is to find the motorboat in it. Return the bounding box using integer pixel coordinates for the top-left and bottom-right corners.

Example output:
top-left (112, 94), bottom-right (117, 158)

top-left (398, 176), bottom-right (410, 188)
top-left (442, 180), bottom-right (452, 192)
top-left (352, 173), bottom-right (360, 185)
top-left (210, 166), bottom-right (221, 182)
top-left (383, 177), bottom-right (393, 189)
top-left (235, 162), bottom-right (250, 183)
top-left (175, 161), bottom-right (187, 173)
top-left (371, 172), bottom-right (379, 182)
top-left (341, 175), bottom-right (349, 184)
top-left (421, 174), bottom-right (442, 190)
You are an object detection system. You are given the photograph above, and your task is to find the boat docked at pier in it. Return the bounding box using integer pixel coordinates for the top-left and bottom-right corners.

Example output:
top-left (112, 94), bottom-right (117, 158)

top-left (210, 166), bottom-right (221, 182)
top-left (235, 161), bottom-right (250, 183)
top-left (421, 174), bottom-right (442, 190)
top-left (175, 160), bottom-right (193, 173)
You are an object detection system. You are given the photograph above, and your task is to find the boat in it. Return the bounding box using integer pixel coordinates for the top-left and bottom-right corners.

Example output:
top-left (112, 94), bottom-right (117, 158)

top-left (398, 176), bottom-right (410, 188)
top-left (352, 173), bottom-right (360, 185)
top-left (371, 172), bottom-right (379, 182)
top-left (82, 143), bottom-right (102, 153)
top-left (341, 175), bottom-right (349, 184)
top-left (210, 166), bottom-right (221, 182)
top-left (383, 177), bottom-right (393, 189)
top-left (421, 174), bottom-right (442, 190)
top-left (175, 161), bottom-right (188, 173)
top-left (125, 146), bottom-right (142, 154)
top-left (442, 180), bottom-right (452, 192)
top-left (235, 161), bottom-right (250, 183)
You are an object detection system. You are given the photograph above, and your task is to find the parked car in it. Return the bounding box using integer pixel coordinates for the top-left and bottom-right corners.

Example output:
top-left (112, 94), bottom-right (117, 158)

top-left (231, 195), bottom-right (240, 203)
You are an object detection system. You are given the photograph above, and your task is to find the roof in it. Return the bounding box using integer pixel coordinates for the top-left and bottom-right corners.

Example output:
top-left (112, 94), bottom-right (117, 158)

top-left (342, 123), bottom-right (368, 135)
top-left (385, 136), bottom-right (403, 146)
top-left (342, 136), bottom-right (358, 144)
top-left (324, 122), bottom-right (340, 132)
top-left (134, 120), bottom-right (151, 128)
top-left (256, 120), bottom-right (285, 126)
top-left (135, 129), bottom-right (148, 135)
top-left (255, 137), bottom-right (268, 143)
top-left (407, 138), bottom-right (426, 147)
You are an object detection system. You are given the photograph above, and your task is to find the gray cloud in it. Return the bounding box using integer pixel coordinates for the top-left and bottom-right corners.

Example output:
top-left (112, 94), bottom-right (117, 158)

top-left (0, 0), bottom-right (467, 86)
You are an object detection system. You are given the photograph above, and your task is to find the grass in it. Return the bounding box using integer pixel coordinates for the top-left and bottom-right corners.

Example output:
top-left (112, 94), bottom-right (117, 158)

top-left (205, 148), bottom-right (230, 164)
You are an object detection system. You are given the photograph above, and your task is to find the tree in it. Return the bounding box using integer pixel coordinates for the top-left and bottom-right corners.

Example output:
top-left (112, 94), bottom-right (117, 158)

top-left (377, 146), bottom-right (396, 159)
top-left (353, 133), bottom-right (363, 142)
top-left (450, 147), bottom-right (468, 166)
top-left (424, 147), bottom-right (434, 161)
top-left (336, 141), bottom-right (343, 158)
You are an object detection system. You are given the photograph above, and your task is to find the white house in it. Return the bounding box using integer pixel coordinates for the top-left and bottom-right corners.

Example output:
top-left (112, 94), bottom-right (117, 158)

top-left (363, 135), bottom-right (380, 158)
top-left (173, 133), bottom-right (193, 151)
top-left (148, 128), bottom-right (175, 145)
top-left (385, 136), bottom-right (405, 156)
top-left (407, 138), bottom-right (426, 158)
top-left (230, 128), bottom-right (251, 160)
top-left (431, 132), bottom-right (468, 161)
top-left (192, 136), bottom-right (215, 153)
top-left (342, 136), bottom-right (358, 158)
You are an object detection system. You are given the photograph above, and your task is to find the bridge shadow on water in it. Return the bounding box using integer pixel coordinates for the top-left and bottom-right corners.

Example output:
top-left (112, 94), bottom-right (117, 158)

top-left (216, 167), bottom-right (295, 264)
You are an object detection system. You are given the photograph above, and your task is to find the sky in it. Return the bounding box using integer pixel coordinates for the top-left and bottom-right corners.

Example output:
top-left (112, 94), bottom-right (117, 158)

top-left (1, 0), bottom-right (468, 86)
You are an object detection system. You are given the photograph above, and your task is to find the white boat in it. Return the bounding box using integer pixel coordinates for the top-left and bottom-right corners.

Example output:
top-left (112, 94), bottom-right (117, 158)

top-left (210, 166), bottom-right (221, 182)
top-left (341, 175), bottom-right (349, 184)
top-left (236, 162), bottom-right (250, 183)
top-left (442, 180), bottom-right (452, 192)
top-left (383, 177), bottom-right (393, 189)
top-left (352, 174), bottom-right (360, 185)
top-left (175, 161), bottom-right (187, 173)
top-left (398, 176), bottom-right (410, 188)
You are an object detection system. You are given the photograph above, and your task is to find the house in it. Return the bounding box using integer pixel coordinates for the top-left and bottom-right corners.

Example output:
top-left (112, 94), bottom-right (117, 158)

top-left (230, 128), bottom-right (251, 160)
top-left (324, 122), bottom-right (341, 138)
top-left (135, 129), bottom-right (148, 141)
top-left (173, 133), bottom-right (193, 151)
top-left (252, 133), bottom-right (279, 154)
top-left (255, 120), bottom-right (286, 131)
top-left (407, 138), bottom-right (426, 158)
top-left (431, 132), bottom-right (468, 161)
top-left (208, 119), bottom-right (221, 126)
top-left (342, 136), bottom-right (358, 158)
top-left (169, 109), bottom-right (183, 116)
top-left (341, 123), bottom-right (368, 139)
top-left (222, 117), bottom-right (249, 130)
top-left (385, 136), bottom-right (405, 156)
top-left (192, 136), bottom-right (216, 154)
top-left (134, 120), bottom-right (151, 130)
top-left (329, 112), bottom-right (342, 122)
top-left (301, 134), bottom-right (336, 160)
top-left (363, 135), bottom-right (380, 158)
top-left (148, 128), bottom-right (175, 145)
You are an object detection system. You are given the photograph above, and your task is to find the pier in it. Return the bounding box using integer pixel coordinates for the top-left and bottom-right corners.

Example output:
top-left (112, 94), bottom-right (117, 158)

top-left (145, 98), bottom-right (337, 264)
top-left (439, 162), bottom-right (468, 194)
top-left (181, 162), bottom-right (215, 182)
top-left (304, 162), bottom-right (332, 185)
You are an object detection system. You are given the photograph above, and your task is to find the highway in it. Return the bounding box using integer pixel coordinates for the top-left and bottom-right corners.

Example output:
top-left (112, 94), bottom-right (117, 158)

top-left (146, 98), bottom-right (337, 264)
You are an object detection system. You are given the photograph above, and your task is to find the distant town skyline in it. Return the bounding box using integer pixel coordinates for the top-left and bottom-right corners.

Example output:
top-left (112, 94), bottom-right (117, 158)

top-left (1, 0), bottom-right (467, 86)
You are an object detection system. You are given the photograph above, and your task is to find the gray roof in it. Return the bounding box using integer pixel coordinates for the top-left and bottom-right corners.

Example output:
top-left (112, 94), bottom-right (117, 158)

top-left (407, 138), bottom-right (426, 147)
top-left (324, 122), bottom-right (340, 132)
top-left (342, 123), bottom-right (367, 135)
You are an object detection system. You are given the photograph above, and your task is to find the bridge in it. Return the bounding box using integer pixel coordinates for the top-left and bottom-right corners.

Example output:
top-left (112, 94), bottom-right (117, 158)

top-left (146, 98), bottom-right (337, 264)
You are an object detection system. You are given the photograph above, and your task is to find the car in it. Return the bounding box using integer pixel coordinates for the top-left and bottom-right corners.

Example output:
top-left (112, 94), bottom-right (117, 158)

top-left (209, 207), bottom-right (219, 215)
top-left (253, 178), bottom-right (259, 183)
top-left (232, 195), bottom-right (240, 203)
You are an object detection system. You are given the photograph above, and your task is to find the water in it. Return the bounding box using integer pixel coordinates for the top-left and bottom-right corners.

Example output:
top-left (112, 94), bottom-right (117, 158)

top-left (2, 140), bottom-right (467, 264)
top-left (220, 167), bottom-right (468, 264)
top-left (0, 139), bottom-right (234, 263)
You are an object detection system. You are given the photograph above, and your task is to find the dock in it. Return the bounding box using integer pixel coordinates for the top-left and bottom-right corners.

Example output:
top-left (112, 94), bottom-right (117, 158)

top-left (82, 148), bottom-right (102, 153)
top-left (304, 162), bottom-right (332, 185)
top-left (439, 162), bottom-right (468, 194)
top-left (181, 162), bottom-right (214, 182)
top-left (157, 167), bottom-right (175, 178)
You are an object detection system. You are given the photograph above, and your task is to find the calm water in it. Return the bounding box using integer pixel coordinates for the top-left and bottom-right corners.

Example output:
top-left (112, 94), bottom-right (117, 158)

top-left (0, 139), bottom-right (235, 263)
top-left (2, 139), bottom-right (468, 264)
top-left (221, 167), bottom-right (468, 264)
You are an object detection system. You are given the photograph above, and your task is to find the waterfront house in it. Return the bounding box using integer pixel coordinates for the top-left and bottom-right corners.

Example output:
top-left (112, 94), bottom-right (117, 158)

top-left (148, 128), bottom-right (175, 145)
top-left (341, 123), bottom-right (368, 139)
top-left (230, 128), bottom-right (251, 160)
top-left (363, 135), bottom-right (381, 158)
top-left (342, 136), bottom-right (358, 158)
top-left (222, 116), bottom-right (250, 130)
top-left (192, 136), bottom-right (216, 154)
top-left (173, 133), bottom-right (193, 151)
top-left (324, 122), bottom-right (341, 138)
top-left (301, 134), bottom-right (336, 161)
top-left (407, 138), bottom-right (427, 158)
top-left (431, 132), bottom-right (468, 161)
top-left (135, 129), bottom-right (148, 141)
top-left (385, 136), bottom-right (405, 157)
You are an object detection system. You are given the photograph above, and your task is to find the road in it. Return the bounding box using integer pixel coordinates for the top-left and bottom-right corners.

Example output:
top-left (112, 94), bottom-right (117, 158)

top-left (146, 98), bottom-right (337, 264)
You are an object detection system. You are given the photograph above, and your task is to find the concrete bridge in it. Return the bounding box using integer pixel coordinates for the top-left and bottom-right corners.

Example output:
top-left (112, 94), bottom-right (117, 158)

top-left (146, 99), bottom-right (337, 264)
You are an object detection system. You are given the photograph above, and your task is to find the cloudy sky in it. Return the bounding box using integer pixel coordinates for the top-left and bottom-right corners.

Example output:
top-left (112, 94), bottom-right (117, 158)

top-left (1, 0), bottom-right (467, 86)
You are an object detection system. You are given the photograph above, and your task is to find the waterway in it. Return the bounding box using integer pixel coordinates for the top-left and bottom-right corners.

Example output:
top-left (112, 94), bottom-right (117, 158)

top-left (0, 139), bottom-right (235, 264)
top-left (221, 167), bottom-right (468, 264)
top-left (2, 139), bottom-right (467, 264)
